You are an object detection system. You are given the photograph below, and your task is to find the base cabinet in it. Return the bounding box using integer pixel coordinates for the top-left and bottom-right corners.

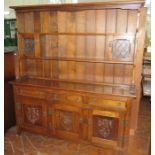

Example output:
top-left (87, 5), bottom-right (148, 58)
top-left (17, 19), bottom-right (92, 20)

top-left (13, 86), bottom-right (131, 150)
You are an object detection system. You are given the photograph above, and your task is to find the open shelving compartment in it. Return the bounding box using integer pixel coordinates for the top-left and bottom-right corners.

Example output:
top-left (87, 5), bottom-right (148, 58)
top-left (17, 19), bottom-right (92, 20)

top-left (17, 28), bottom-right (136, 97)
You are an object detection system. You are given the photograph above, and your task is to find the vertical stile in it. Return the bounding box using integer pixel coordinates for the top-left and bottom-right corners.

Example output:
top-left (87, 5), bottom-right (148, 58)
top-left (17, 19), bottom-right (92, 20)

top-left (126, 10), bottom-right (138, 86)
top-left (34, 33), bottom-right (40, 58)
top-left (75, 11), bottom-right (86, 82)
top-left (102, 9), bottom-right (107, 92)
top-left (95, 10), bottom-right (106, 85)
top-left (34, 12), bottom-right (40, 33)
top-left (131, 8), bottom-right (147, 130)
top-left (132, 11), bottom-right (140, 84)
top-left (44, 60), bottom-right (51, 79)
top-left (104, 9), bottom-right (116, 93)
top-left (124, 10), bottom-right (132, 85)
top-left (34, 12), bottom-right (41, 78)
top-left (34, 11), bottom-right (41, 62)
top-left (17, 34), bottom-right (23, 77)
top-left (85, 10), bottom-right (96, 82)
top-left (58, 12), bottom-right (67, 80)
top-left (113, 9), bottom-right (128, 94)
top-left (24, 12), bottom-right (34, 33)
top-left (66, 12), bottom-right (76, 80)
top-left (16, 13), bottom-right (25, 78)
top-left (16, 12), bottom-right (25, 33)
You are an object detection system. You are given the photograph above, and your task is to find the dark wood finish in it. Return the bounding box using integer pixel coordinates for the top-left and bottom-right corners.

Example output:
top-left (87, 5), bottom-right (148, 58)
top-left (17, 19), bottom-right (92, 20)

top-left (4, 52), bottom-right (16, 132)
top-left (10, 0), bottom-right (146, 151)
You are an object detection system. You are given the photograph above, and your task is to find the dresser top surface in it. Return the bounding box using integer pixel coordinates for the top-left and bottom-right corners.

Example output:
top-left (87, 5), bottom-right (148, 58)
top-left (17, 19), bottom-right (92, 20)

top-left (11, 77), bottom-right (136, 98)
top-left (10, 0), bottom-right (144, 11)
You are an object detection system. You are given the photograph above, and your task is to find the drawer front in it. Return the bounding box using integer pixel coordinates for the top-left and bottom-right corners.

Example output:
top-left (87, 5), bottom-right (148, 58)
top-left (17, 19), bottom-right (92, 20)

top-left (87, 97), bottom-right (126, 109)
top-left (17, 88), bottom-right (45, 99)
top-left (46, 92), bottom-right (83, 104)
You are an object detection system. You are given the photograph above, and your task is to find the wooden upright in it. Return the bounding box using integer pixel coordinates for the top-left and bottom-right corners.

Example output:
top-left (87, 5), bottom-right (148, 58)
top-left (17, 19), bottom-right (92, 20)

top-left (10, 0), bottom-right (146, 151)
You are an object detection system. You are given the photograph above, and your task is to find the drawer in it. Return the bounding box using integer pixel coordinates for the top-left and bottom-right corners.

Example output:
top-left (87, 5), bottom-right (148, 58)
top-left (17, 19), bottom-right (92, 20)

top-left (17, 88), bottom-right (45, 99)
top-left (87, 97), bottom-right (126, 109)
top-left (46, 92), bottom-right (83, 104)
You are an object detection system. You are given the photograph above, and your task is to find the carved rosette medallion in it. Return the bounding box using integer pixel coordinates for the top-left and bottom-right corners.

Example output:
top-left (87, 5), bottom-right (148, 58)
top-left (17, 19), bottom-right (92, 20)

top-left (60, 111), bottom-right (73, 131)
top-left (26, 107), bottom-right (40, 124)
top-left (97, 118), bottom-right (113, 138)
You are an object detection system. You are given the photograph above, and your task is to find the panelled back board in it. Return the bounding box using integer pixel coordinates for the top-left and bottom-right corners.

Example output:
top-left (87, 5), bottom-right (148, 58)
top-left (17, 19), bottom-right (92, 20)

top-left (17, 9), bottom-right (137, 84)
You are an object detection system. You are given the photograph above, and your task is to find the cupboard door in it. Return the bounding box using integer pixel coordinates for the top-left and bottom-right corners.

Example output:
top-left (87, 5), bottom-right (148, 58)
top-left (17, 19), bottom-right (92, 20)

top-left (16, 97), bottom-right (48, 134)
top-left (89, 109), bottom-right (126, 148)
top-left (52, 104), bottom-right (82, 141)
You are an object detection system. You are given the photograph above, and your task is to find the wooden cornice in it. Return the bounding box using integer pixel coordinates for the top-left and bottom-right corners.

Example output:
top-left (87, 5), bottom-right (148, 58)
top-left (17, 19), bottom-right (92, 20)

top-left (10, 0), bottom-right (145, 12)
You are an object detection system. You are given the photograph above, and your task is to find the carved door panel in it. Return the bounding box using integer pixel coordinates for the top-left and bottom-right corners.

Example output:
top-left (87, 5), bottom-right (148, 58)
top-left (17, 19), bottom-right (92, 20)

top-left (17, 97), bottom-right (48, 134)
top-left (20, 34), bottom-right (35, 56)
top-left (52, 104), bottom-right (82, 141)
top-left (88, 109), bottom-right (126, 148)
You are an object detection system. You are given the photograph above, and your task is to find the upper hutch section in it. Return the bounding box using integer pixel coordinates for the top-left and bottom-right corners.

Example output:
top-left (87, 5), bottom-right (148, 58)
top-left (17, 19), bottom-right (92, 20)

top-left (10, 1), bottom-right (145, 96)
top-left (11, 1), bottom-right (144, 60)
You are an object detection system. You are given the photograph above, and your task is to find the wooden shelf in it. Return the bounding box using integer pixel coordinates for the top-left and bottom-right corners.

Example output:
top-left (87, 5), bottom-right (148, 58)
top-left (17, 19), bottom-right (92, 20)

top-left (18, 32), bottom-right (136, 37)
top-left (20, 55), bottom-right (134, 65)
top-left (11, 77), bottom-right (136, 97)
top-left (27, 75), bottom-right (135, 89)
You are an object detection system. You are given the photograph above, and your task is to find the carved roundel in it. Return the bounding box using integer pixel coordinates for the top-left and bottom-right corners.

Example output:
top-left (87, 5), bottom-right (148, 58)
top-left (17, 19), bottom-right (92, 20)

top-left (97, 118), bottom-right (113, 138)
top-left (25, 106), bottom-right (41, 125)
top-left (112, 39), bottom-right (130, 59)
top-left (93, 116), bottom-right (118, 140)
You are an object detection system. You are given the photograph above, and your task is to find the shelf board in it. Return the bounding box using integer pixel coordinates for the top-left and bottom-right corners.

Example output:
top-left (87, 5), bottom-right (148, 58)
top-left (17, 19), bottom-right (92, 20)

top-left (51, 78), bottom-right (135, 89)
top-left (18, 32), bottom-right (135, 37)
top-left (20, 55), bottom-right (134, 65)
top-left (27, 75), bottom-right (135, 88)
top-left (12, 77), bottom-right (136, 97)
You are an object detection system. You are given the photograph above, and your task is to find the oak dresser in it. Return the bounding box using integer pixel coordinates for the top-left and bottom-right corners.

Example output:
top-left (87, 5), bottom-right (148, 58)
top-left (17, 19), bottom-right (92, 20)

top-left (10, 0), bottom-right (146, 151)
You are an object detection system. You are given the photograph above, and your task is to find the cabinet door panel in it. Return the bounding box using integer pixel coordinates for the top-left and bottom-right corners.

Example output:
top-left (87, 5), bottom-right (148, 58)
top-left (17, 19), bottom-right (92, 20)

top-left (89, 109), bottom-right (125, 148)
top-left (16, 96), bottom-right (47, 134)
top-left (93, 115), bottom-right (119, 140)
top-left (52, 104), bottom-right (82, 141)
top-left (23, 104), bottom-right (42, 125)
